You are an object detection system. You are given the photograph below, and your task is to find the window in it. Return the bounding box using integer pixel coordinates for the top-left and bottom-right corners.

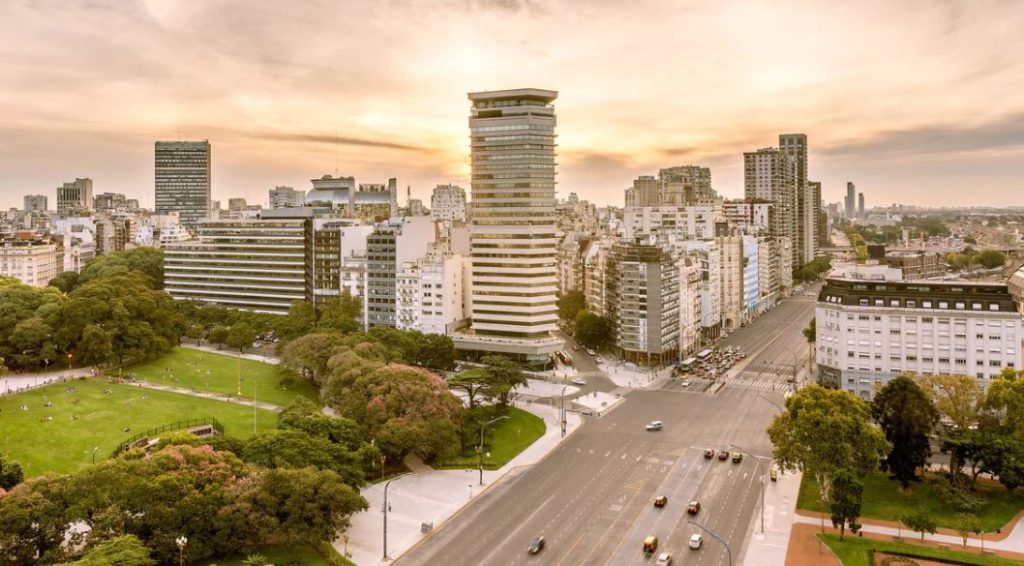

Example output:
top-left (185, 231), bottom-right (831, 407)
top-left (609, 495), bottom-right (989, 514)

top-left (890, 299), bottom-right (900, 307)
top-left (939, 357), bottom-right (950, 364)
top-left (955, 302), bottom-right (965, 310)
top-left (990, 360), bottom-right (1002, 367)
top-left (875, 299), bottom-right (884, 306)
top-left (923, 301), bottom-right (933, 308)
top-left (977, 372), bottom-right (985, 379)
top-left (859, 299), bottom-right (869, 306)
top-left (973, 303), bottom-right (983, 310)
top-left (923, 357), bottom-right (933, 363)
top-left (907, 301), bottom-right (917, 308)
top-left (890, 329), bottom-right (901, 335)
top-left (923, 317), bottom-right (933, 323)
top-left (977, 333), bottom-right (985, 339)
top-left (990, 304), bottom-right (1001, 311)
top-left (955, 358), bottom-right (966, 365)
top-left (907, 355), bottom-right (917, 362)
top-left (977, 360), bottom-right (985, 366)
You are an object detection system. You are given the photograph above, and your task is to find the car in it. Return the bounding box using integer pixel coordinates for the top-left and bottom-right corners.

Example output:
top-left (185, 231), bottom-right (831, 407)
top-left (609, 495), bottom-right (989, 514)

top-left (643, 535), bottom-right (658, 554)
top-left (704, 449), bottom-right (715, 459)
top-left (645, 420), bottom-right (664, 431)
top-left (656, 552), bottom-right (673, 566)
top-left (732, 451), bottom-right (743, 463)
top-left (770, 469), bottom-right (778, 481)
top-left (654, 495), bottom-right (668, 508)
top-left (571, 378), bottom-right (587, 386)
top-left (718, 450), bottom-right (729, 460)
top-left (527, 536), bottom-right (545, 555)
top-left (586, 349), bottom-right (596, 356)
top-left (687, 500), bottom-right (701, 515)
top-left (689, 534), bottom-right (703, 549)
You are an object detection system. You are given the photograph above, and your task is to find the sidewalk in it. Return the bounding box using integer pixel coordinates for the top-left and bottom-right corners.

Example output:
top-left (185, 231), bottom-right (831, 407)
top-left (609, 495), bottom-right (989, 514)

top-left (739, 470), bottom-right (802, 566)
top-left (181, 343), bottom-right (281, 365)
top-left (596, 359), bottom-right (671, 389)
top-left (1, 369), bottom-right (92, 395)
top-left (337, 402), bottom-right (582, 566)
top-left (129, 380), bottom-right (284, 412)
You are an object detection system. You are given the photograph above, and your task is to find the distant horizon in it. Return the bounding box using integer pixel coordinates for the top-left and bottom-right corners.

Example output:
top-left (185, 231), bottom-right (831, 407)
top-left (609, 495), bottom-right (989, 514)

top-left (3, 1), bottom-right (1024, 210)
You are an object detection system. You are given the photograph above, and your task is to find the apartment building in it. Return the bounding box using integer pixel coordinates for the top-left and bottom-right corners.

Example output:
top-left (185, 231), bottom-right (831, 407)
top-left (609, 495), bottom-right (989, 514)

top-left (366, 216), bottom-right (435, 328)
top-left (659, 165), bottom-right (714, 205)
top-left (620, 205), bottom-right (720, 240)
top-left (611, 240), bottom-right (679, 366)
top-left (155, 141), bottom-right (211, 227)
top-left (0, 231), bottom-right (61, 286)
top-left (816, 276), bottom-right (1023, 399)
top-left (57, 178), bottom-right (93, 215)
top-left (269, 186), bottom-right (306, 209)
top-left (396, 247), bottom-right (468, 335)
top-left (430, 184), bottom-right (467, 222)
top-left (624, 176), bottom-right (659, 207)
top-left (23, 195), bottom-right (48, 213)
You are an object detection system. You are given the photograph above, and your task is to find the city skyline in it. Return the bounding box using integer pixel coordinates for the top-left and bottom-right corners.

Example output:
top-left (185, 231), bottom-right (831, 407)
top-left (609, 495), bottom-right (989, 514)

top-left (3, 1), bottom-right (1024, 210)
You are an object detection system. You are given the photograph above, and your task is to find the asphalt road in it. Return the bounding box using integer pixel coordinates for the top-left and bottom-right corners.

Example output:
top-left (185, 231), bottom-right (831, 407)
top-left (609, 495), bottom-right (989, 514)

top-left (396, 289), bottom-right (819, 566)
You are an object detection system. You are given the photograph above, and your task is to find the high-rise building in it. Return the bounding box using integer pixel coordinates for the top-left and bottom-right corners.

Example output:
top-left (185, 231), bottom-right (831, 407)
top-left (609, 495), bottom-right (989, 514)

top-left (430, 184), bottom-right (467, 222)
top-left (365, 216), bottom-right (435, 328)
top-left (845, 182), bottom-right (856, 218)
top-left (155, 140), bottom-right (211, 227)
top-left (779, 133), bottom-right (818, 265)
top-left (57, 178), bottom-right (93, 214)
top-left (23, 194), bottom-right (47, 213)
top-left (658, 165), bottom-right (714, 205)
top-left (269, 186), bottom-right (306, 209)
top-left (624, 176), bottom-right (659, 207)
top-left (457, 88), bottom-right (563, 364)
top-left (744, 148), bottom-right (795, 246)
top-left (93, 192), bottom-right (126, 211)
top-left (610, 240), bottom-right (679, 366)
top-left (858, 192), bottom-right (865, 218)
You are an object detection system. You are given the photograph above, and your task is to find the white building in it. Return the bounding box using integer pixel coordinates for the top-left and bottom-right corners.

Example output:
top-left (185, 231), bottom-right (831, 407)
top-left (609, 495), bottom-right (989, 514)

top-left (50, 216), bottom-right (97, 273)
top-left (23, 195), bottom-right (48, 213)
top-left (430, 184), bottom-right (467, 222)
top-left (676, 239), bottom-right (723, 341)
top-left (269, 186), bottom-right (306, 209)
top-left (816, 277), bottom-right (1023, 399)
top-left (621, 205), bottom-right (720, 240)
top-left (679, 255), bottom-right (703, 356)
top-left (0, 232), bottom-right (61, 287)
top-left (396, 248), bottom-right (468, 335)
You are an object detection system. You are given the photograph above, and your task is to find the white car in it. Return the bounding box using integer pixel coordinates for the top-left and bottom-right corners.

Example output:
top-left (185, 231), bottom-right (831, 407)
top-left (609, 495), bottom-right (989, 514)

top-left (645, 420), bottom-right (664, 431)
top-left (689, 534), bottom-right (703, 549)
top-left (571, 378), bottom-right (587, 386)
top-left (656, 552), bottom-right (673, 565)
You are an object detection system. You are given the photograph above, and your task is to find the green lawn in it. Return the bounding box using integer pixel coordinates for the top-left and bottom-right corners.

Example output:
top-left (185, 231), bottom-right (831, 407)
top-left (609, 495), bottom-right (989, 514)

top-left (206, 542), bottom-right (354, 566)
top-left (127, 347), bottom-right (318, 407)
top-left (438, 408), bottom-right (546, 470)
top-left (799, 472), bottom-right (1024, 532)
top-left (819, 533), bottom-right (1020, 566)
top-left (0, 379), bottom-right (276, 477)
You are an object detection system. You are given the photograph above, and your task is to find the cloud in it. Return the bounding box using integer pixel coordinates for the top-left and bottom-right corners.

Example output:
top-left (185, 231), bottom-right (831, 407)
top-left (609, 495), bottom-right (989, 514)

top-left (250, 132), bottom-right (432, 152)
top-left (822, 113), bottom-right (1024, 159)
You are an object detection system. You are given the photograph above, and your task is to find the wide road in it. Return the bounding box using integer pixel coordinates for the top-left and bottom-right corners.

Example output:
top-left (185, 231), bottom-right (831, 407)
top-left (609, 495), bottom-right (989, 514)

top-left (396, 290), bottom-right (818, 566)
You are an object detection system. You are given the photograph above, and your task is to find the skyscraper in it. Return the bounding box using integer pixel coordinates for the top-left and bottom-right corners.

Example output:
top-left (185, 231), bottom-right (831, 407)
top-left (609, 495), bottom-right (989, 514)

top-left (779, 133), bottom-right (817, 264)
top-left (23, 194), bottom-right (47, 213)
top-left (57, 178), bottom-right (93, 214)
top-left (458, 88), bottom-right (563, 364)
top-left (858, 192), bottom-right (865, 218)
top-left (155, 140), bottom-right (211, 227)
top-left (743, 147), bottom-right (794, 248)
top-left (845, 182), bottom-right (856, 218)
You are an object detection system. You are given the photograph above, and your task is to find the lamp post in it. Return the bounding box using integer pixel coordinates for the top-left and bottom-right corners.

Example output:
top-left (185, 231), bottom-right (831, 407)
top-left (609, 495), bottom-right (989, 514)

top-left (175, 535), bottom-right (187, 566)
top-left (479, 415), bottom-right (510, 486)
top-left (91, 446), bottom-right (98, 465)
top-left (689, 518), bottom-right (732, 566)
top-left (382, 472), bottom-right (412, 561)
top-left (731, 444), bottom-right (771, 534)
top-left (67, 353), bottom-right (73, 370)
top-left (559, 384), bottom-right (569, 438)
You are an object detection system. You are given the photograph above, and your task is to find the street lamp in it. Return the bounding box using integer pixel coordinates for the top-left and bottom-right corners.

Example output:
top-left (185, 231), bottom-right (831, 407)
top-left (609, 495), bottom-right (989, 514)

top-left (67, 353), bottom-right (73, 370)
top-left (688, 518), bottom-right (732, 566)
top-left (479, 415), bottom-right (510, 485)
top-left (382, 472), bottom-right (412, 561)
top-left (731, 444), bottom-right (772, 534)
top-left (175, 535), bottom-right (187, 566)
top-left (559, 384), bottom-right (569, 438)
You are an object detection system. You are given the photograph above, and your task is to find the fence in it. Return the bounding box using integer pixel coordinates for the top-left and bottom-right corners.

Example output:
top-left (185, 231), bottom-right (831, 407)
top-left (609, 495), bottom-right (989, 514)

top-left (113, 416), bottom-right (224, 456)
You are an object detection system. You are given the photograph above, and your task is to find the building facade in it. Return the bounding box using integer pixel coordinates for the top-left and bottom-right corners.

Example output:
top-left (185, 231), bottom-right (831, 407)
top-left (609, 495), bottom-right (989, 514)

top-left (816, 277), bottom-right (1023, 399)
top-left (269, 186), bottom-right (306, 209)
top-left (93, 192), bottom-right (126, 211)
top-left (612, 241), bottom-right (679, 366)
top-left (57, 178), bottom-right (93, 214)
top-left (430, 184), bottom-right (467, 222)
top-left (23, 195), bottom-right (48, 213)
top-left (155, 141), bottom-right (211, 227)
top-left (0, 231), bottom-right (61, 286)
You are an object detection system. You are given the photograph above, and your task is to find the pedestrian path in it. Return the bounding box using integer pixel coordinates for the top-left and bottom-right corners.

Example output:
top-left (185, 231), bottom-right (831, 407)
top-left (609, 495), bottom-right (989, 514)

top-left (338, 403), bottom-right (582, 566)
top-left (116, 380), bottom-right (285, 412)
top-left (181, 343), bottom-right (280, 365)
top-left (739, 470), bottom-right (802, 566)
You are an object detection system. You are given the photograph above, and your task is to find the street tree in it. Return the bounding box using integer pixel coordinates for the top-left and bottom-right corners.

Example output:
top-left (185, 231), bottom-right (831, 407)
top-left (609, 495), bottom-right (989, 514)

top-left (917, 374), bottom-right (984, 474)
top-left (318, 292), bottom-right (362, 334)
top-left (448, 368), bottom-right (493, 409)
top-left (900, 509), bottom-right (937, 541)
top-left (207, 325), bottom-right (229, 349)
top-left (557, 290), bottom-right (587, 323)
top-left (768, 385), bottom-right (889, 502)
top-left (985, 369), bottom-right (1024, 439)
top-left (242, 429), bottom-right (365, 487)
top-left (225, 323), bottom-right (256, 353)
top-left (56, 535), bottom-right (155, 566)
top-left (829, 469), bottom-right (863, 541)
top-left (976, 249), bottom-right (1007, 269)
top-left (574, 310), bottom-right (615, 350)
top-left (955, 513), bottom-right (982, 549)
top-left (872, 376), bottom-right (939, 488)
top-left (802, 317), bottom-right (816, 375)
top-left (480, 355), bottom-right (528, 408)
top-left (278, 332), bottom-right (344, 386)
top-left (186, 324), bottom-right (205, 346)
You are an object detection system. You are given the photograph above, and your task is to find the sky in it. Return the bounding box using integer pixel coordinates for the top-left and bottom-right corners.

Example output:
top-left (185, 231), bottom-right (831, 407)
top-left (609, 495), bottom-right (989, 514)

top-left (2, 0), bottom-right (1024, 210)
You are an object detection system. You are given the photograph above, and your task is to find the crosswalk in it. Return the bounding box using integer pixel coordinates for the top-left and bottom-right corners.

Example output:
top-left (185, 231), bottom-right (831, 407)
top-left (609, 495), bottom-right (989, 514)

top-left (659, 370), bottom-right (792, 394)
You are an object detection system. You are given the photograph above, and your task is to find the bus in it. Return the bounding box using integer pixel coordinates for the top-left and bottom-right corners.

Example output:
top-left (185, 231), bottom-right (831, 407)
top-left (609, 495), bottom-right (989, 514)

top-left (555, 351), bottom-right (574, 367)
top-left (679, 357), bottom-right (698, 372)
top-left (697, 349), bottom-right (714, 360)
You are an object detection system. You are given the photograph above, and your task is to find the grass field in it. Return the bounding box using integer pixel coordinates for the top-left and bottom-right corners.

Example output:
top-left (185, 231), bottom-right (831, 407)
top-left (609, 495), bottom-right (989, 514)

top-left (819, 533), bottom-right (1020, 566)
top-left (0, 379), bottom-right (276, 477)
top-left (799, 472), bottom-right (1024, 532)
top-left (127, 347), bottom-right (318, 407)
top-left (438, 407), bottom-right (546, 470)
top-left (206, 542), bottom-right (354, 566)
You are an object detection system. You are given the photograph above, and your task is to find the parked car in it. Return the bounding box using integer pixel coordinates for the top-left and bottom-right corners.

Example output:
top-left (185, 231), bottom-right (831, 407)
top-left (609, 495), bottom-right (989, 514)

top-left (654, 495), bottom-right (668, 508)
top-left (687, 500), bottom-right (701, 515)
top-left (689, 534), bottom-right (703, 549)
top-left (645, 421), bottom-right (664, 431)
top-left (527, 536), bottom-right (545, 555)
top-left (770, 469), bottom-right (778, 481)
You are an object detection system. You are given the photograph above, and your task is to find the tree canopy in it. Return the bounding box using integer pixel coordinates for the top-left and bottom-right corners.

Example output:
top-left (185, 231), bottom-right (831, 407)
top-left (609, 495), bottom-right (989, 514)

top-left (872, 376), bottom-right (938, 488)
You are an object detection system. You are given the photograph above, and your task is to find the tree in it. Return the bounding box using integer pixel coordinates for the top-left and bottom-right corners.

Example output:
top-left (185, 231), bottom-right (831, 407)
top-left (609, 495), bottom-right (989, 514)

top-left (77, 324), bottom-right (113, 367)
top-left (963, 235), bottom-right (977, 245)
top-left (78, 247), bottom-right (165, 289)
top-left (49, 270), bottom-right (80, 294)
top-left (242, 429), bottom-right (364, 487)
top-left (985, 369), bottom-right (1024, 439)
top-left (0, 453), bottom-right (24, 490)
top-left (900, 509), bottom-right (937, 541)
top-left (207, 325), bottom-right (229, 350)
top-left (448, 368), bottom-right (492, 409)
top-left (186, 324), bottom-right (205, 346)
top-left (802, 317), bottom-right (815, 375)
top-left (225, 323), bottom-right (256, 353)
top-left (829, 470), bottom-right (863, 541)
top-left (955, 513), bottom-right (982, 549)
top-left (768, 385), bottom-right (890, 502)
top-left (480, 355), bottom-right (527, 408)
top-left (318, 292), bottom-right (362, 334)
top-left (872, 376), bottom-right (938, 488)
top-left (574, 310), bottom-right (615, 350)
top-left (57, 535), bottom-right (155, 566)
top-left (975, 249), bottom-right (1007, 269)
top-left (283, 300), bottom-right (316, 339)
top-left (917, 374), bottom-right (984, 475)
top-left (241, 554), bottom-right (268, 566)
top-left (557, 290), bottom-right (586, 323)
top-left (248, 467), bottom-right (368, 543)
top-left (278, 332), bottom-right (344, 386)
top-left (414, 333), bottom-right (456, 370)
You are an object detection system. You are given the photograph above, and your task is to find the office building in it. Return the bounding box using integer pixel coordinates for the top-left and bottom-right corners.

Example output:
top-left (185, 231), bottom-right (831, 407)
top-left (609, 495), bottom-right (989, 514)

top-left (817, 275), bottom-right (1022, 398)
top-left (845, 182), bottom-right (856, 219)
top-left (620, 205), bottom-right (719, 240)
top-left (309, 219), bottom-right (373, 306)
top-left (23, 195), bottom-right (47, 213)
top-left (269, 186), bottom-right (306, 209)
top-left (611, 240), bottom-right (679, 366)
top-left (744, 147), bottom-right (795, 245)
top-left (155, 140), bottom-right (211, 227)
top-left (164, 219), bottom-right (309, 314)
top-left (227, 198), bottom-right (247, 211)
top-left (93, 192), bottom-right (126, 211)
top-left (658, 165), bottom-right (714, 205)
top-left (884, 251), bottom-right (947, 280)
top-left (57, 178), bottom-right (93, 214)
top-left (456, 88), bottom-right (564, 364)
top-left (0, 231), bottom-right (61, 287)
top-left (430, 184), bottom-right (467, 222)
top-left (858, 192), bottom-right (865, 218)
top-left (366, 216), bottom-right (435, 328)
